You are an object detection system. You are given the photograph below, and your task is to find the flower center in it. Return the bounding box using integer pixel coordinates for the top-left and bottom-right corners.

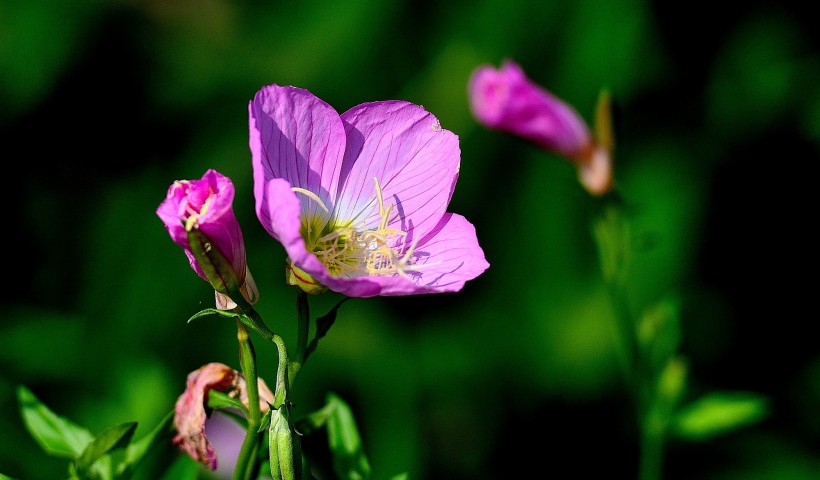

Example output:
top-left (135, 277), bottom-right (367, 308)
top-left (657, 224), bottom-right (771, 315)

top-left (181, 183), bottom-right (215, 231)
top-left (296, 178), bottom-right (419, 278)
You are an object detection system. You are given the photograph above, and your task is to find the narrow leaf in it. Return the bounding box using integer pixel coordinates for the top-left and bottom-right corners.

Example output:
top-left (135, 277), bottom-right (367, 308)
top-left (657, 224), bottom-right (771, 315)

top-left (117, 410), bottom-right (174, 478)
top-left (326, 392), bottom-right (371, 480)
top-left (75, 422), bottom-right (137, 473)
top-left (17, 385), bottom-right (93, 459)
top-left (207, 389), bottom-right (247, 412)
top-left (305, 298), bottom-right (350, 358)
top-left (158, 454), bottom-right (200, 480)
top-left (188, 308), bottom-right (243, 324)
top-left (294, 403), bottom-right (334, 436)
top-left (670, 391), bottom-right (769, 441)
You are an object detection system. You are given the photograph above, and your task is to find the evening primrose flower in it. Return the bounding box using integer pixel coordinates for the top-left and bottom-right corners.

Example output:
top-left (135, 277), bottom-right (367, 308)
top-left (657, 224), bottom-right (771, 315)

top-left (468, 59), bottom-right (613, 196)
top-left (172, 362), bottom-right (274, 470)
top-left (157, 169), bottom-right (259, 308)
top-left (249, 84), bottom-right (489, 297)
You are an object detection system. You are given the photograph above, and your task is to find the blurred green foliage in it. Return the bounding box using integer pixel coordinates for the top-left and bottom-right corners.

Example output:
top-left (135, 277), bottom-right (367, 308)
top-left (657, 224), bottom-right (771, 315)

top-left (2, 0), bottom-right (818, 479)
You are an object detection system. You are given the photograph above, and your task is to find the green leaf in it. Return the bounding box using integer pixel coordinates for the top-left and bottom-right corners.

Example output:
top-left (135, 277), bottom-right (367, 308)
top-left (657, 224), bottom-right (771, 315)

top-left (207, 389), bottom-right (248, 412)
top-left (294, 403), bottom-right (334, 436)
top-left (187, 307), bottom-right (243, 324)
top-left (326, 392), bottom-right (371, 480)
top-left (158, 454), bottom-right (200, 480)
top-left (389, 474), bottom-right (409, 480)
top-left (670, 391), bottom-right (769, 441)
top-left (17, 385), bottom-right (94, 459)
top-left (117, 410), bottom-right (174, 478)
top-left (1, 473), bottom-right (18, 479)
top-left (75, 421), bottom-right (137, 474)
top-left (305, 298), bottom-right (350, 358)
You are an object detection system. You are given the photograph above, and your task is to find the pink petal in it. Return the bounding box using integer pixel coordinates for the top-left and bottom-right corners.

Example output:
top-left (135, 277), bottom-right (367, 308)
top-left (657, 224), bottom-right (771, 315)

top-left (249, 85), bottom-right (347, 233)
top-left (171, 363), bottom-right (275, 470)
top-left (172, 363), bottom-right (236, 470)
top-left (335, 101), bottom-right (460, 240)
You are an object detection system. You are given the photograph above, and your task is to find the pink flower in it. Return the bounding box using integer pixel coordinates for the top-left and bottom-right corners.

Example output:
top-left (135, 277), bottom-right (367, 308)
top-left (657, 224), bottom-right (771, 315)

top-left (157, 169), bottom-right (258, 308)
top-left (171, 362), bottom-right (274, 470)
top-left (468, 60), bottom-right (612, 196)
top-left (249, 84), bottom-right (489, 297)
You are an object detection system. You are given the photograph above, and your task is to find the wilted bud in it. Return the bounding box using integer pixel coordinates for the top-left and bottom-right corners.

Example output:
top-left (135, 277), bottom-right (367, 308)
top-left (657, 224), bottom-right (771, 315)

top-left (157, 169), bottom-right (259, 308)
top-left (172, 362), bottom-right (274, 470)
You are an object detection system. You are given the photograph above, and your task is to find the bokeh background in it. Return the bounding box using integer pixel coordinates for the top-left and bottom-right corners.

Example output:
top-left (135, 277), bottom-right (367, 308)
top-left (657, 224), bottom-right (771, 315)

top-left (2, 0), bottom-right (818, 479)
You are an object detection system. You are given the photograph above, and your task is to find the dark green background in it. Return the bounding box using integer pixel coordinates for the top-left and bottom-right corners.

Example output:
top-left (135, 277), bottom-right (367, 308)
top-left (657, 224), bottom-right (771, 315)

top-left (2, 0), bottom-right (818, 478)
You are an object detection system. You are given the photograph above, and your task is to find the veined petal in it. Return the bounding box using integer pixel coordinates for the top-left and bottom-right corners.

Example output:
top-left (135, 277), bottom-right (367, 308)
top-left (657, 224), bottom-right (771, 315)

top-left (404, 213), bottom-right (490, 291)
top-left (335, 101), bottom-right (460, 240)
top-left (250, 85), bottom-right (347, 232)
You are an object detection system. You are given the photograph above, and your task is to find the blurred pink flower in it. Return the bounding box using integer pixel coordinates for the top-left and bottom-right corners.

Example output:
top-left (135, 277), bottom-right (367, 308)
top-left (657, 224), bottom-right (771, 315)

top-left (157, 169), bottom-right (258, 308)
top-left (171, 362), bottom-right (274, 470)
top-left (468, 60), bottom-right (612, 196)
top-left (249, 84), bottom-right (489, 297)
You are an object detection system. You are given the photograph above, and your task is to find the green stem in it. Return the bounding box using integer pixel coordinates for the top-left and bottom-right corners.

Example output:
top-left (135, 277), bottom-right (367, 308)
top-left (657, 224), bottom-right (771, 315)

top-left (233, 320), bottom-right (262, 480)
top-left (290, 290), bottom-right (310, 382)
top-left (592, 196), bottom-right (665, 480)
top-left (639, 411), bottom-right (664, 480)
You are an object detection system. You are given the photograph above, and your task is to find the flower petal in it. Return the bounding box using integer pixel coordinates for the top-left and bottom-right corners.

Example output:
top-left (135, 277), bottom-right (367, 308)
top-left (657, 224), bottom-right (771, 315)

top-left (405, 213), bottom-right (490, 291)
top-left (250, 85), bottom-right (347, 232)
top-left (335, 101), bottom-right (460, 240)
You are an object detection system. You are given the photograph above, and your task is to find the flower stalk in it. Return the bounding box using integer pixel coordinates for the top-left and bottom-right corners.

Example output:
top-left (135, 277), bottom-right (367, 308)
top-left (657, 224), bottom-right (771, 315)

top-left (233, 319), bottom-right (261, 480)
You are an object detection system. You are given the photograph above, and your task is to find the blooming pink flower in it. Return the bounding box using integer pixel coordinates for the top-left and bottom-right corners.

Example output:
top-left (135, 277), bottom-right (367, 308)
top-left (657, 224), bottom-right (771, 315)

top-left (249, 84), bottom-right (489, 297)
top-left (172, 362), bottom-right (274, 470)
top-left (468, 60), bottom-right (612, 195)
top-left (157, 169), bottom-right (258, 308)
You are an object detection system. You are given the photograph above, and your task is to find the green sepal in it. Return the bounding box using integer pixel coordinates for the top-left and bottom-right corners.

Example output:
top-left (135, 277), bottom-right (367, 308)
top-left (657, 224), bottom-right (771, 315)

top-left (325, 392), bottom-right (371, 480)
top-left (257, 407), bottom-right (273, 434)
top-left (269, 406), bottom-right (302, 480)
top-left (17, 385), bottom-right (94, 459)
top-left (591, 204), bottom-right (632, 287)
top-left (186, 226), bottom-right (240, 296)
top-left (670, 391), bottom-right (769, 441)
top-left (116, 410), bottom-right (174, 478)
top-left (593, 87), bottom-right (614, 152)
top-left (305, 298), bottom-right (350, 359)
top-left (74, 422), bottom-right (137, 477)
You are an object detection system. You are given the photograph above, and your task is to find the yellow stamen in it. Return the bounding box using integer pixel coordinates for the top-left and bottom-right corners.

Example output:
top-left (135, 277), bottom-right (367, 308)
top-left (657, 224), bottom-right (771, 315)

top-left (299, 177), bottom-right (438, 279)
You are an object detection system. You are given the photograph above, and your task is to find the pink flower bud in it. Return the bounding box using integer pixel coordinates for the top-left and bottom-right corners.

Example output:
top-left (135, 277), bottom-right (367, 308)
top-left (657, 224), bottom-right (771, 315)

top-left (157, 169), bottom-right (259, 307)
